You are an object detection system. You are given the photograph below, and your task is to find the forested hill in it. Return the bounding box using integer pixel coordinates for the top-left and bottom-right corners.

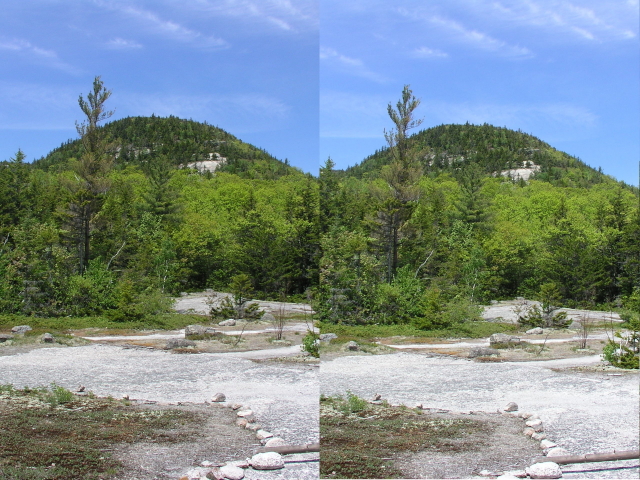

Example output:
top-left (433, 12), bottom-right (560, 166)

top-left (343, 123), bottom-right (615, 188)
top-left (33, 115), bottom-right (298, 179)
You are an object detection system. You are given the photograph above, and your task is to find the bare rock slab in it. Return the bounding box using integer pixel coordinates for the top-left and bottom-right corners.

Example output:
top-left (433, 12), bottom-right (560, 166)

top-left (11, 325), bottom-right (31, 334)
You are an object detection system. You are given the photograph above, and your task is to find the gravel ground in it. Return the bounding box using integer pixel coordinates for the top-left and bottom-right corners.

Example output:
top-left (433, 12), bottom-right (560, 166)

top-left (321, 352), bottom-right (639, 479)
top-left (0, 344), bottom-right (319, 479)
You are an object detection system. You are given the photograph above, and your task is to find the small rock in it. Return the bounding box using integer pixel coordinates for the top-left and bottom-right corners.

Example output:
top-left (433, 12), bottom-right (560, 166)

top-left (497, 475), bottom-right (521, 480)
top-left (76, 385), bottom-right (85, 393)
top-left (256, 429), bottom-right (273, 440)
top-left (236, 418), bottom-right (248, 427)
top-left (489, 333), bottom-right (521, 346)
top-left (319, 333), bottom-right (338, 342)
top-left (503, 471), bottom-right (527, 478)
top-left (200, 461), bottom-right (217, 467)
top-left (41, 333), bottom-right (54, 343)
top-left (185, 324), bottom-right (208, 336)
top-left (532, 432), bottom-right (547, 441)
top-left (414, 403), bottom-right (423, 409)
top-left (372, 393), bottom-right (381, 401)
top-left (211, 393), bottom-right (226, 402)
top-left (184, 467), bottom-right (213, 479)
top-left (264, 437), bottom-right (287, 448)
top-left (546, 447), bottom-right (570, 457)
top-left (219, 319), bottom-right (236, 327)
top-left (231, 403), bottom-right (242, 410)
top-left (225, 460), bottom-right (250, 469)
top-left (503, 402), bottom-right (518, 412)
top-left (526, 418), bottom-right (542, 428)
top-left (540, 440), bottom-right (557, 450)
top-left (246, 423), bottom-right (261, 431)
top-left (520, 412), bottom-right (534, 419)
top-left (526, 327), bottom-right (544, 335)
top-left (469, 346), bottom-right (501, 358)
top-left (525, 462), bottom-right (562, 479)
top-left (242, 414), bottom-right (256, 423)
top-left (250, 452), bottom-right (284, 470)
top-left (479, 470), bottom-right (498, 477)
top-left (261, 313), bottom-right (275, 323)
top-left (523, 427), bottom-right (536, 436)
top-left (345, 340), bottom-right (359, 351)
top-left (0, 334), bottom-right (13, 343)
top-left (218, 465), bottom-right (245, 480)
top-left (11, 325), bottom-right (32, 334)
top-left (166, 339), bottom-right (196, 349)
top-left (236, 409), bottom-right (253, 417)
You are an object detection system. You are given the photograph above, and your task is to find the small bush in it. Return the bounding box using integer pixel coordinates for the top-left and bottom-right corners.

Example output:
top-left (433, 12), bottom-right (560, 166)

top-left (301, 330), bottom-right (319, 358)
top-left (603, 341), bottom-right (639, 369)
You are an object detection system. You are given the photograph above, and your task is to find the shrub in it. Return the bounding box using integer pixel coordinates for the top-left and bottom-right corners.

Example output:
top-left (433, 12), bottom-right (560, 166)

top-left (301, 330), bottom-right (319, 358)
top-left (602, 341), bottom-right (639, 369)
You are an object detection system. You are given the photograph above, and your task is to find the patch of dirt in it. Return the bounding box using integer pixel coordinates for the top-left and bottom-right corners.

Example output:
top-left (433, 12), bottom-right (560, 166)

top-left (113, 402), bottom-right (260, 480)
top-left (394, 411), bottom-right (541, 479)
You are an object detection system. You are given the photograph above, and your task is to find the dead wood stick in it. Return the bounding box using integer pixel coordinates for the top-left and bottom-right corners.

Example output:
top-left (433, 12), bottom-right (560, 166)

top-left (256, 443), bottom-right (320, 455)
top-left (533, 450), bottom-right (639, 465)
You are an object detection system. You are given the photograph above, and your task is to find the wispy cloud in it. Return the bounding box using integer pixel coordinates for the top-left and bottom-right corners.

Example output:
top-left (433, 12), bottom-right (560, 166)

top-left (412, 46), bottom-right (449, 58)
top-left (320, 47), bottom-right (387, 83)
top-left (105, 37), bottom-right (143, 49)
top-left (488, 1), bottom-right (638, 41)
top-left (427, 14), bottom-right (533, 57)
top-left (100, 3), bottom-right (228, 49)
top-left (0, 38), bottom-right (80, 73)
top-left (189, 0), bottom-right (317, 32)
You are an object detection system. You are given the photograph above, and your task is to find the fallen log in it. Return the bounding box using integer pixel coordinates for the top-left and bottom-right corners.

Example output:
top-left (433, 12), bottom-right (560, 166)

top-left (533, 450), bottom-right (639, 465)
top-left (256, 443), bottom-right (320, 455)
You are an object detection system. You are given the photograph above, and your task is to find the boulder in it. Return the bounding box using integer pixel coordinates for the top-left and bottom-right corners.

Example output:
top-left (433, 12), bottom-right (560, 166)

top-left (218, 319), bottom-right (236, 327)
top-left (11, 325), bottom-right (32, 335)
top-left (264, 437), bottom-right (287, 448)
top-left (345, 341), bottom-right (360, 351)
top-left (546, 447), bottom-right (570, 458)
top-left (236, 409), bottom-right (253, 417)
top-left (41, 333), bottom-right (54, 343)
top-left (503, 402), bottom-right (518, 412)
top-left (319, 333), bottom-right (338, 342)
top-left (185, 324), bottom-right (207, 336)
top-left (261, 313), bottom-right (276, 323)
top-left (525, 462), bottom-right (562, 479)
top-left (0, 334), bottom-right (14, 343)
top-left (256, 429), bottom-right (273, 440)
top-left (245, 423), bottom-right (262, 431)
top-left (218, 465), bottom-right (245, 480)
top-left (532, 432), bottom-right (547, 441)
top-left (540, 440), bottom-right (557, 450)
top-left (469, 347), bottom-right (501, 358)
top-left (490, 333), bottom-right (521, 346)
top-left (211, 393), bottom-right (226, 402)
top-left (526, 327), bottom-right (544, 335)
top-left (250, 452), bottom-right (284, 470)
top-left (166, 339), bottom-right (196, 349)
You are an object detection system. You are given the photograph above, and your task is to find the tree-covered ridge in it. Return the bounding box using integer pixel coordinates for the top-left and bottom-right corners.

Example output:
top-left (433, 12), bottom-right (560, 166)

top-left (344, 123), bottom-right (615, 188)
top-left (34, 115), bottom-right (298, 179)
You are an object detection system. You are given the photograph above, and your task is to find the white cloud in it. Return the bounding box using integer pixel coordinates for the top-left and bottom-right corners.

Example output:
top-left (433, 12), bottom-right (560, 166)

top-left (320, 47), bottom-right (387, 83)
top-left (412, 46), bottom-right (449, 58)
top-left (488, 0), bottom-right (638, 41)
top-left (0, 38), bottom-right (79, 74)
top-left (105, 37), bottom-right (143, 49)
top-left (99, 3), bottom-right (228, 49)
top-left (427, 14), bottom-right (533, 57)
top-left (189, 0), bottom-right (317, 32)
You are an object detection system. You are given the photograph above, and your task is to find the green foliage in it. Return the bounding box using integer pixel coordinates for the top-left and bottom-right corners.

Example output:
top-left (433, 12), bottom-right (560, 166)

top-left (301, 330), bottom-right (319, 357)
top-left (209, 274), bottom-right (261, 320)
top-left (602, 341), bottom-right (639, 369)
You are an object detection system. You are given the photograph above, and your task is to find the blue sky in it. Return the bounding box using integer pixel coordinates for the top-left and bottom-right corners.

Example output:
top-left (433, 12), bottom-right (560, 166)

top-left (321, 0), bottom-right (640, 185)
top-left (0, 0), bottom-right (318, 173)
